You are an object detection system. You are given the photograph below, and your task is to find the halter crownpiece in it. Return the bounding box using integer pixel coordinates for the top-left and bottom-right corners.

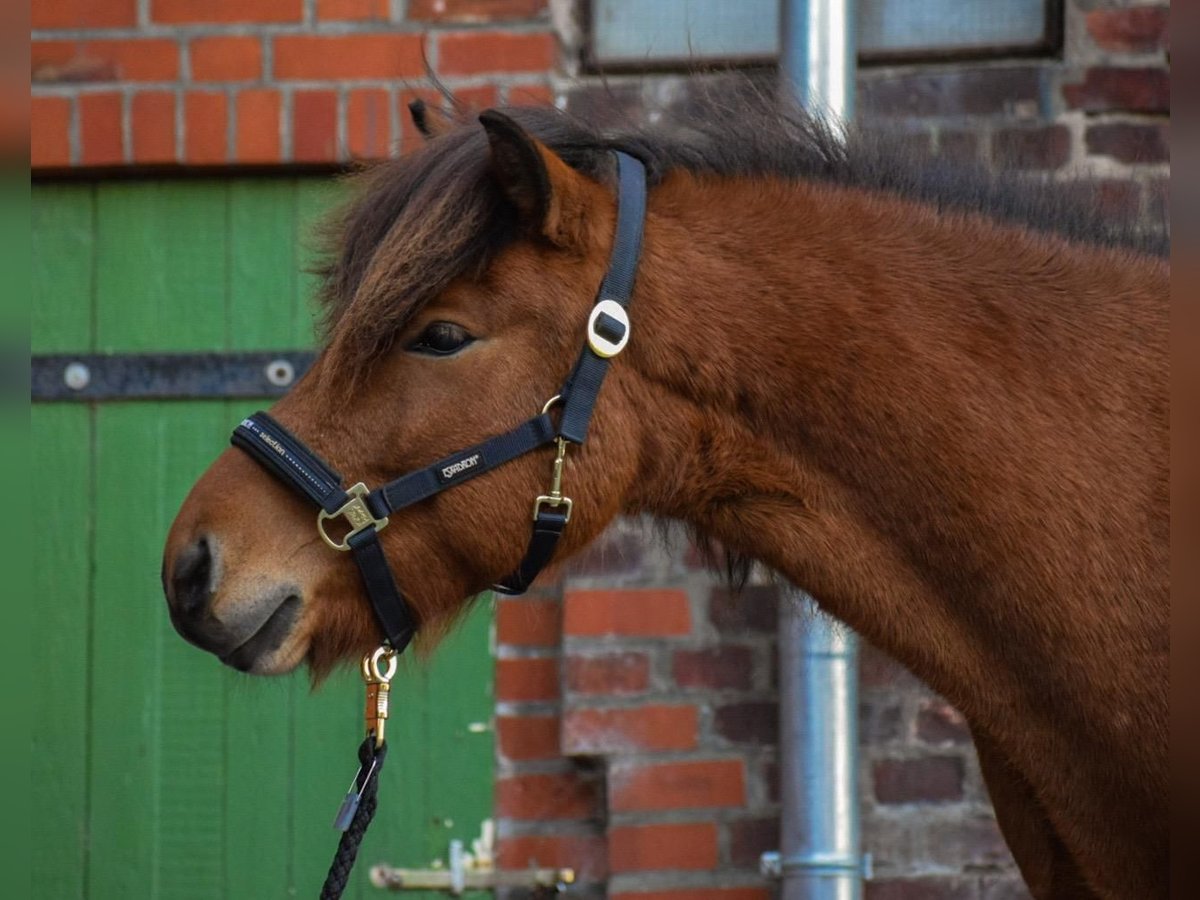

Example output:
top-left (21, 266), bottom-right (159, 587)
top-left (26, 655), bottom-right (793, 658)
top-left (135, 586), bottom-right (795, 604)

top-left (230, 150), bottom-right (648, 655)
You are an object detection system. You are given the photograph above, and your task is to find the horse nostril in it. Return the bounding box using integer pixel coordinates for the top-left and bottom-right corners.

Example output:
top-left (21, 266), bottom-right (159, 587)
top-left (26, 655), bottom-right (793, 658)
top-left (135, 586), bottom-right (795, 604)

top-left (171, 536), bottom-right (214, 619)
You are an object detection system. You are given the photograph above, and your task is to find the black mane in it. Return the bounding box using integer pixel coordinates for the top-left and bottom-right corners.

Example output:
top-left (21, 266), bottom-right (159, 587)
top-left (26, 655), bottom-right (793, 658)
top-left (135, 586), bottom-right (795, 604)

top-left (317, 82), bottom-right (1167, 365)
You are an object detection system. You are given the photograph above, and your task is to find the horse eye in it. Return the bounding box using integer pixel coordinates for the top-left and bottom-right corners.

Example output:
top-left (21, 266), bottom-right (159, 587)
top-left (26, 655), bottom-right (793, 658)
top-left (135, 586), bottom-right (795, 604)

top-left (409, 322), bottom-right (474, 356)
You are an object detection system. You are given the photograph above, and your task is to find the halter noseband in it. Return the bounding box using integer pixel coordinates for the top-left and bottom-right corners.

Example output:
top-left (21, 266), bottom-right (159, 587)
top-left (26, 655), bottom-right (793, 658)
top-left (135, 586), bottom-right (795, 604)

top-left (231, 151), bottom-right (647, 655)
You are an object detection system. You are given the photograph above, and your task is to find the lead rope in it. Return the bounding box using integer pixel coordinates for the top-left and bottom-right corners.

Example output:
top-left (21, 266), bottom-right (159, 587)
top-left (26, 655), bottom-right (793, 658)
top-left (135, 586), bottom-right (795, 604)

top-left (320, 646), bottom-right (397, 900)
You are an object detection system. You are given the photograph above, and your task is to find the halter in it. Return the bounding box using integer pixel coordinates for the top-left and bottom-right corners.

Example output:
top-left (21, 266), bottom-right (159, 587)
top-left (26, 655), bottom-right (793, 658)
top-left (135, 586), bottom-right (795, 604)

top-left (230, 151), bottom-right (647, 656)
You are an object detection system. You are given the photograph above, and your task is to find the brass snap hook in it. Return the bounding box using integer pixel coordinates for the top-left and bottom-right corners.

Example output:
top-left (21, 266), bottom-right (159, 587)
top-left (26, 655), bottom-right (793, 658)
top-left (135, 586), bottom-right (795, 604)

top-left (362, 646), bottom-right (399, 746)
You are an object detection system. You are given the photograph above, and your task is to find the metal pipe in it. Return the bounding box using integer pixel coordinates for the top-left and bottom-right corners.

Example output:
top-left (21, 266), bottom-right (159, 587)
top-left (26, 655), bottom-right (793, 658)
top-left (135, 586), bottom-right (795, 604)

top-left (777, 2), bottom-right (861, 898)
top-left (781, 0), bottom-right (857, 121)
top-left (778, 592), bottom-right (861, 900)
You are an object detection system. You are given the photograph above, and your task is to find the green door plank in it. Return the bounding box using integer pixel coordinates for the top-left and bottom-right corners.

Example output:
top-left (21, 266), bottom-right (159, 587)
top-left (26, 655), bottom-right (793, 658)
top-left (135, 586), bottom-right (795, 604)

top-left (32, 183), bottom-right (94, 353)
top-left (30, 405), bottom-right (92, 898)
top-left (90, 180), bottom-right (231, 898)
top-left (363, 601), bottom-right (495, 900)
top-left (153, 403), bottom-right (232, 899)
top-left (295, 180), bottom-right (342, 344)
top-left (224, 179), bottom-right (305, 896)
top-left (291, 670), bottom-right (364, 897)
top-left (95, 182), bottom-right (229, 352)
top-left (229, 179), bottom-right (302, 349)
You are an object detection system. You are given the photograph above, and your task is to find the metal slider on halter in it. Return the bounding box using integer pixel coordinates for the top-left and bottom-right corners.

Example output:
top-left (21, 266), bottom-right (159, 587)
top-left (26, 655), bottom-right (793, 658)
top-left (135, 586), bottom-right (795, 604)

top-left (318, 483), bottom-right (390, 551)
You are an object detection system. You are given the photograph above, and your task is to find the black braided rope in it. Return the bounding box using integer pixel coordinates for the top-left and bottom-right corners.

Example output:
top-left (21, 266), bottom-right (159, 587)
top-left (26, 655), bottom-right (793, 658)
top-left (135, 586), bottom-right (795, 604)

top-left (320, 736), bottom-right (388, 900)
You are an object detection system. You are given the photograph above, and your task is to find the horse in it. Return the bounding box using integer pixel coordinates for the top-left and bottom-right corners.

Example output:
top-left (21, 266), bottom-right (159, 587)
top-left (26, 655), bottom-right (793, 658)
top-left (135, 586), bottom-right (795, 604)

top-left (162, 90), bottom-right (1168, 899)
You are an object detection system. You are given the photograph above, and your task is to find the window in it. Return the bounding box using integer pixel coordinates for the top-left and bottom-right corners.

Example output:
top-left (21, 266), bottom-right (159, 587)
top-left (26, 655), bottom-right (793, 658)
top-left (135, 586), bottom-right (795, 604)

top-left (587, 0), bottom-right (1061, 69)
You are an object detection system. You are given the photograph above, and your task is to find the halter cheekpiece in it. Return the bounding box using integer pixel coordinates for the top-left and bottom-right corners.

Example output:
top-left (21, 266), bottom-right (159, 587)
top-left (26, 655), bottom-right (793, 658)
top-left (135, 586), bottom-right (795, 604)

top-left (231, 151), bottom-right (647, 655)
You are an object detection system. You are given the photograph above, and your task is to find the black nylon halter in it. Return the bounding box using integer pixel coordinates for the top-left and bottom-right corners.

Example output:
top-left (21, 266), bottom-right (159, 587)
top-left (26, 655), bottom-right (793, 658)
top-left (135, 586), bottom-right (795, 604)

top-left (231, 151), bottom-right (647, 654)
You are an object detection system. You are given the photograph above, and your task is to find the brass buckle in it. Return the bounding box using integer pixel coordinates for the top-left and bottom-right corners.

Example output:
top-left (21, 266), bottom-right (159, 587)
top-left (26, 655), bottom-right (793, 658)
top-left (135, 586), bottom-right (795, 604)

top-left (317, 482), bottom-right (389, 551)
top-left (532, 437), bottom-right (572, 523)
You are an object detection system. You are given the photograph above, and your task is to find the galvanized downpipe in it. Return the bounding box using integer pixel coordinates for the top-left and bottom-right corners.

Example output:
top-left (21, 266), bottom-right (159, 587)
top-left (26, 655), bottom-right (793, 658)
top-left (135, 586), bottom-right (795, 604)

top-left (777, 1), bottom-right (863, 899)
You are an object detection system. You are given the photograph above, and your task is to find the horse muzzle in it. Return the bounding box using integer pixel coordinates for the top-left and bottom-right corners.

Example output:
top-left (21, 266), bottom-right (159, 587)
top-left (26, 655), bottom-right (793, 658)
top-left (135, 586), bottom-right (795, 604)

top-left (164, 534), bottom-right (302, 672)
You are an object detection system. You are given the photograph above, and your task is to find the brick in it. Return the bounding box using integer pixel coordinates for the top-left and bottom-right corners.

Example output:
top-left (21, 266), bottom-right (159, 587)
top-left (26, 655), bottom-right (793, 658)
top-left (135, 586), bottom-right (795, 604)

top-left (184, 91), bottom-right (227, 164)
top-left (79, 92), bottom-right (123, 166)
top-left (33, 0), bottom-right (136, 29)
top-left (496, 772), bottom-right (600, 820)
top-left (709, 585), bottom-right (777, 633)
top-left (318, 0), bottom-right (389, 19)
top-left (496, 657), bottom-right (558, 702)
top-left (728, 816), bottom-right (778, 868)
top-left (1086, 121), bottom-right (1168, 164)
top-left (497, 598), bottom-right (560, 647)
top-left (131, 91), bottom-right (176, 164)
top-left (190, 36), bottom-right (262, 82)
top-left (508, 82), bottom-right (554, 106)
top-left (672, 645), bottom-right (754, 690)
top-left (564, 588), bottom-right (691, 637)
top-left (1063, 67), bottom-right (1170, 114)
top-left (274, 34), bottom-right (424, 80)
top-left (866, 878), bottom-right (980, 900)
top-left (860, 699), bottom-right (904, 744)
top-left (1086, 7), bottom-right (1168, 54)
top-left (609, 759), bottom-right (745, 812)
top-left (566, 652), bottom-right (649, 695)
top-left (713, 701), bottom-right (777, 745)
top-left (992, 125), bottom-right (1070, 171)
top-left (31, 96), bottom-right (71, 168)
top-left (922, 816), bottom-right (1014, 869)
top-left (1147, 176), bottom-right (1168, 228)
top-left (151, 0), bottom-right (302, 24)
top-left (562, 705), bottom-right (697, 754)
top-left (409, 0), bottom-right (546, 21)
top-left (498, 833), bottom-right (607, 880)
top-left (292, 90), bottom-right (338, 163)
top-left (979, 877), bottom-right (1034, 900)
top-left (497, 713), bottom-right (560, 760)
top-left (859, 642), bottom-right (918, 689)
top-left (938, 130), bottom-right (981, 164)
top-left (346, 89), bottom-right (392, 159)
top-left (563, 525), bottom-right (645, 576)
top-left (437, 31), bottom-right (555, 76)
top-left (33, 40), bottom-right (179, 83)
top-left (609, 822), bottom-right (718, 872)
top-left (916, 699), bottom-right (971, 745)
top-left (235, 89), bottom-right (281, 163)
top-left (613, 891), bottom-right (770, 900)
top-left (873, 756), bottom-right (964, 804)
top-left (452, 85), bottom-right (500, 110)
top-left (858, 66), bottom-right (1042, 118)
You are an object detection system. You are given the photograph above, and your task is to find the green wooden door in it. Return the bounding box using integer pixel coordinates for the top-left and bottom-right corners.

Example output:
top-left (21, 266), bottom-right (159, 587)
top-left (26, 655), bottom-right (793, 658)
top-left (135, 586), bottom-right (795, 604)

top-left (32, 179), bottom-right (495, 899)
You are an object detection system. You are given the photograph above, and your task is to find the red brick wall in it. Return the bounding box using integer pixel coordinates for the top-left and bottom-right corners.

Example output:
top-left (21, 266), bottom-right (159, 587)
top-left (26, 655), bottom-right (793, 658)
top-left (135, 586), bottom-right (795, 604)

top-left (495, 526), bottom-right (1033, 899)
top-left (31, 0), bottom-right (554, 169)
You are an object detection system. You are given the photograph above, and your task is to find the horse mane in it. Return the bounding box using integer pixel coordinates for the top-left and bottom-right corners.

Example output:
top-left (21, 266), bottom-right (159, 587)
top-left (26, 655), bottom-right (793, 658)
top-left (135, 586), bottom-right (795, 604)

top-left (317, 81), bottom-right (1166, 368)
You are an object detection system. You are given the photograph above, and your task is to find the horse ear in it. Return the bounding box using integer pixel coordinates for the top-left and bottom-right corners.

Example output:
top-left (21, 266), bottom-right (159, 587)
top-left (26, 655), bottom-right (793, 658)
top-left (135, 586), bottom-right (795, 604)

top-left (479, 109), bottom-right (596, 248)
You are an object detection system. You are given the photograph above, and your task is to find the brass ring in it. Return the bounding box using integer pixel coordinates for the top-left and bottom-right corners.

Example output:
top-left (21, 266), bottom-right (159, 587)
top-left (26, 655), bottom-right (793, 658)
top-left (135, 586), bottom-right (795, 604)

top-left (363, 645), bottom-right (399, 683)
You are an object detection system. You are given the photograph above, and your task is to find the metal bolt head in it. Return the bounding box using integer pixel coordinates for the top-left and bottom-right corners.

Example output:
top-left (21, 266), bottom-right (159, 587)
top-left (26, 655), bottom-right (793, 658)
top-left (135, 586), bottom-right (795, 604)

top-left (63, 361), bottom-right (90, 391)
top-left (265, 358), bottom-right (295, 387)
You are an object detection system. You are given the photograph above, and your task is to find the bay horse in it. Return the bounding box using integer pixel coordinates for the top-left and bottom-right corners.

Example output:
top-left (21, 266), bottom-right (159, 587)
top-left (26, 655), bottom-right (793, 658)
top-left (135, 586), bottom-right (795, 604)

top-left (162, 92), bottom-right (1168, 899)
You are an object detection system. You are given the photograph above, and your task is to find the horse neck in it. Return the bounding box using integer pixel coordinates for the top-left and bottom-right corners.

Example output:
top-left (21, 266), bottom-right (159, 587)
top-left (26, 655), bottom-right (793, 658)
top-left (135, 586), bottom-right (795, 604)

top-left (620, 171), bottom-right (1168, 739)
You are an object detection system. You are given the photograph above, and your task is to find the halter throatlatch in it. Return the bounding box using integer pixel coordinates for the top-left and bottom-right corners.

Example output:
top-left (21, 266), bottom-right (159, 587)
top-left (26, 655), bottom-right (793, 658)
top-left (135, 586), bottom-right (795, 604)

top-left (230, 151), bottom-right (647, 655)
